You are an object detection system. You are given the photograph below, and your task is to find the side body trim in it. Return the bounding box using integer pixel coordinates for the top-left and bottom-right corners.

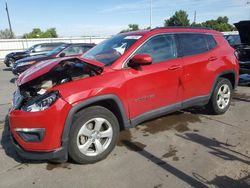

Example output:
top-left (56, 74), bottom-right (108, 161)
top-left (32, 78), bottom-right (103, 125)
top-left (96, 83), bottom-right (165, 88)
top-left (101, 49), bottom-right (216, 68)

top-left (130, 95), bottom-right (210, 127)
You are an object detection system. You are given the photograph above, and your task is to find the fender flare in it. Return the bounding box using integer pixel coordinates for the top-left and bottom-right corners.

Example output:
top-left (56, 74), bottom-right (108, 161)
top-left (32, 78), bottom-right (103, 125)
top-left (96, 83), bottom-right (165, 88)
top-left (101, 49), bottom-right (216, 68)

top-left (209, 69), bottom-right (237, 96)
top-left (61, 94), bottom-right (130, 147)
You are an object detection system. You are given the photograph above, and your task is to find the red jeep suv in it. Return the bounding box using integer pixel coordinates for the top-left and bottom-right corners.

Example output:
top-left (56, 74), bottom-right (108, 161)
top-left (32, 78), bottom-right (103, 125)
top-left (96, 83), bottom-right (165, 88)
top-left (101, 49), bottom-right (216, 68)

top-left (9, 27), bottom-right (239, 164)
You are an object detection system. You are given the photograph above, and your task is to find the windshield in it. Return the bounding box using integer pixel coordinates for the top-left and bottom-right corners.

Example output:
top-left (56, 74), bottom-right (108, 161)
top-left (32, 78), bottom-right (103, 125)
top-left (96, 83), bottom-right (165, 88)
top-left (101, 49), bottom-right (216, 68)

top-left (46, 45), bottom-right (67, 56)
top-left (224, 35), bottom-right (241, 46)
top-left (82, 34), bottom-right (142, 66)
top-left (26, 44), bottom-right (37, 52)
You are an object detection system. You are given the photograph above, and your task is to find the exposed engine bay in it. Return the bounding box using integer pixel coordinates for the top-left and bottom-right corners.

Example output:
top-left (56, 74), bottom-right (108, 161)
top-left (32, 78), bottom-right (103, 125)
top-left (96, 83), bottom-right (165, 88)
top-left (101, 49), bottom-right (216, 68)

top-left (235, 44), bottom-right (250, 62)
top-left (233, 21), bottom-right (250, 76)
top-left (15, 58), bottom-right (102, 110)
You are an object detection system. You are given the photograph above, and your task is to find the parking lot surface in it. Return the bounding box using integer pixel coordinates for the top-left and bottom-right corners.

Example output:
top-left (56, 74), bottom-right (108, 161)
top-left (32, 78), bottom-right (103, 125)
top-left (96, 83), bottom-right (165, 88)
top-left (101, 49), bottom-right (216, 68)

top-left (0, 63), bottom-right (249, 188)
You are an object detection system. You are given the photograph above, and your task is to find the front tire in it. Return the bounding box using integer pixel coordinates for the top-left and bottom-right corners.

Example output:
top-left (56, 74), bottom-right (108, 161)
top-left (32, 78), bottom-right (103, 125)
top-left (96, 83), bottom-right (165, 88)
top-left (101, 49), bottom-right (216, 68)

top-left (68, 106), bottom-right (120, 164)
top-left (9, 58), bottom-right (15, 68)
top-left (206, 78), bottom-right (233, 115)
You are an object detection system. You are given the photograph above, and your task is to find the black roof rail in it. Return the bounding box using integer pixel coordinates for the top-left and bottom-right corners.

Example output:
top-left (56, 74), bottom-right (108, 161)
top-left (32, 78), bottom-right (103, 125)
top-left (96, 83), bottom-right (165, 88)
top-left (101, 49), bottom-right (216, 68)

top-left (151, 26), bottom-right (213, 31)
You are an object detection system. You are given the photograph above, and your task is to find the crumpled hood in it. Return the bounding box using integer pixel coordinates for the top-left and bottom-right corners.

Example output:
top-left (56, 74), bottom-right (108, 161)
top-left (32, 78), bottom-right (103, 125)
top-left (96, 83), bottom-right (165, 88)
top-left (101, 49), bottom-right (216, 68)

top-left (16, 56), bottom-right (104, 86)
top-left (234, 21), bottom-right (250, 45)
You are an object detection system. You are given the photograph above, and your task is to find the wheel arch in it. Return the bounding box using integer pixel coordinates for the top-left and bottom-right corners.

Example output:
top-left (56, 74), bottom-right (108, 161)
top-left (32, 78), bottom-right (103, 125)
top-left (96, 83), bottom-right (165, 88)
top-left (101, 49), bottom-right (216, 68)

top-left (210, 70), bottom-right (237, 96)
top-left (61, 94), bottom-right (130, 147)
top-left (218, 71), bottom-right (237, 89)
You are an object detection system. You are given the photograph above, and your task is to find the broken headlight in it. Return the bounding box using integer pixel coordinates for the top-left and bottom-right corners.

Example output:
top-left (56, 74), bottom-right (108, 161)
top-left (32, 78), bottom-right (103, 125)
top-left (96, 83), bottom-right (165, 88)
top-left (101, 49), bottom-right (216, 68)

top-left (22, 91), bottom-right (58, 112)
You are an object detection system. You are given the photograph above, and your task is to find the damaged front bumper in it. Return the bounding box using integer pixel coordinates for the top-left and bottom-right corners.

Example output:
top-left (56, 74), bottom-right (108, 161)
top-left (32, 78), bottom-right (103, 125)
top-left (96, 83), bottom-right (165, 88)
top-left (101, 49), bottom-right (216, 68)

top-left (8, 97), bottom-right (72, 162)
top-left (10, 132), bottom-right (67, 162)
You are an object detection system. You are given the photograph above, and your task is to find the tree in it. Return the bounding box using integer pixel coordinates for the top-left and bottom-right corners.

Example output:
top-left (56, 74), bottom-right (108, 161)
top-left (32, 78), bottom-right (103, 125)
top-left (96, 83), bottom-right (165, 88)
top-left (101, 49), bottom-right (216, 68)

top-left (0, 28), bottom-right (15, 39)
top-left (42, 28), bottom-right (58, 38)
top-left (164, 10), bottom-right (234, 32)
top-left (164, 10), bottom-right (190, 26)
top-left (23, 28), bottom-right (58, 38)
top-left (201, 16), bottom-right (234, 31)
top-left (23, 28), bottom-right (42, 38)
top-left (120, 24), bottom-right (140, 33)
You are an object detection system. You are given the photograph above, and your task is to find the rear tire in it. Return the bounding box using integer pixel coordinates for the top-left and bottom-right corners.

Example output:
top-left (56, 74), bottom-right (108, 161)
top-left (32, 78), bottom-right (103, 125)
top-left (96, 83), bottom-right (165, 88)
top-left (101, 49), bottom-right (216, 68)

top-left (206, 78), bottom-right (233, 115)
top-left (68, 106), bottom-right (120, 164)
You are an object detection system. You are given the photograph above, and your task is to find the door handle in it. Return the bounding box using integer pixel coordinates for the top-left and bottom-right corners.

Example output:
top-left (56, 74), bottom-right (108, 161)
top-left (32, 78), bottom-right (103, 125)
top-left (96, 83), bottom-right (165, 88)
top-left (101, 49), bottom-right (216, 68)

top-left (168, 65), bottom-right (181, 70)
top-left (208, 57), bottom-right (217, 61)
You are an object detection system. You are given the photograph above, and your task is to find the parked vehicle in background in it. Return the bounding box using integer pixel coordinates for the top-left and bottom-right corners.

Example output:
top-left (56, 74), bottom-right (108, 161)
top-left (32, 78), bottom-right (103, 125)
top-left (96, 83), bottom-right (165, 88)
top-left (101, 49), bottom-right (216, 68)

top-left (224, 33), bottom-right (241, 47)
top-left (9, 27), bottom-right (239, 164)
top-left (4, 43), bottom-right (65, 68)
top-left (224, 21), bottom-right (250, 85)
top-left (12, 43), bottom-right (95, 75)
top-left (234, 21), bottom-right (250, 75)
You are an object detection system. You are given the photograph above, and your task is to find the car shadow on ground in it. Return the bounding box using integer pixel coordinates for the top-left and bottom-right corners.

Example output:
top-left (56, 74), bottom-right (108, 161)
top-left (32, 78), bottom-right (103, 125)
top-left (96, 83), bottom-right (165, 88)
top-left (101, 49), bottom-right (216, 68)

top-left (184, 107), bottom-right (210, 115)
top-left (206, 174), bottom-right (250, 188)
top-left (121, 140), bottom-right (209, 188)
top-left (121, 133), bottom-right (250, 188)
top-left (1, 115), bottom-right (44, 164)
top-left (2, 68), bottom-right (12, 71)
top-left (192, 173), bottom-right (250, 188)
top-left (9, 77), bottom-right (16, 84)
top-left (176, 133), bottom-right (250, 165)
top-left (176, 133), bottom-right (250, 187)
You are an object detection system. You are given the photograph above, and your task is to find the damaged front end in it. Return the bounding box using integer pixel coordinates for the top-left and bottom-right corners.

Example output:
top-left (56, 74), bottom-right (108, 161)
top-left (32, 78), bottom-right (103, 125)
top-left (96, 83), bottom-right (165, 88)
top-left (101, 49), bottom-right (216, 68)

top-left (12, 58), bottom-right (103, 112)
top-left (234, 21), bottom-right (250, 73)
top-left (8, 57), bottom-right (104, 160)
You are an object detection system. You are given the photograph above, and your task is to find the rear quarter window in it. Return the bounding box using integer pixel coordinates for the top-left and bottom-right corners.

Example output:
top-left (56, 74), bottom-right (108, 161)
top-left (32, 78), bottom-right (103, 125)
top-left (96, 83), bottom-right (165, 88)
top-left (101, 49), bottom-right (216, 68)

top-left (205, 35), bottom-right (217, 50)
top-left (178, 33), bottom-right (209, 57)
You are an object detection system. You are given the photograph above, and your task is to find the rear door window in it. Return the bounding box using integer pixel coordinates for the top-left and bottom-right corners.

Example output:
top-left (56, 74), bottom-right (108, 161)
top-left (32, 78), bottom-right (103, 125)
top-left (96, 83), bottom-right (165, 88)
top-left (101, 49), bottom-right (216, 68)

top-left (178, 34), bottom-right (209, 57)
top-left (135, 34), bottom-right (177, 63)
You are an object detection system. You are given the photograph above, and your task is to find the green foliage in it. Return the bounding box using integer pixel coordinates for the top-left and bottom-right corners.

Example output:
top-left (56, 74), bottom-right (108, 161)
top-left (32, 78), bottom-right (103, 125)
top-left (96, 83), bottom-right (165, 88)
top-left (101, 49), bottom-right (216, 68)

top-left (120, 24), bottom-right (140, 33)
top-left (164, 10), bottom-right (234, 32)
top-left (201, 16), bottom-right (234, 31)
top-left (0, 28), bottom-right (15, 39)
top-left (23, 28), bottom-right (58, 38)
top-left (191, 22), bottom-right (203, 27)
top-left (164, 10), bottom-right (190, 26)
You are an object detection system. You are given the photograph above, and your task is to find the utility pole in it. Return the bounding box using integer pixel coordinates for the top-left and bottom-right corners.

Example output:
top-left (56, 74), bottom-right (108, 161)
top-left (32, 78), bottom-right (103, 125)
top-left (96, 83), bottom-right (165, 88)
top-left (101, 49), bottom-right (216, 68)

top-left (193, 10), bottom-right (197, 24)
top-left (5, 1), bottom-right (13, 38)
top-left (150, 0), bottom-right (152, 29)
top-left (247, 1), bottom-right (250, 20)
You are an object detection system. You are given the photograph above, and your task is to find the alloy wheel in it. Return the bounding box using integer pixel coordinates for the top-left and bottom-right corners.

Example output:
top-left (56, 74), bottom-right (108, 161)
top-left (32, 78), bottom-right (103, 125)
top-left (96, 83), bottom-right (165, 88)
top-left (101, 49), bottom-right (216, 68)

top-left (216, 84), bottom-right (231, 109)
top-left (76, 118), bottom-right (113, 156)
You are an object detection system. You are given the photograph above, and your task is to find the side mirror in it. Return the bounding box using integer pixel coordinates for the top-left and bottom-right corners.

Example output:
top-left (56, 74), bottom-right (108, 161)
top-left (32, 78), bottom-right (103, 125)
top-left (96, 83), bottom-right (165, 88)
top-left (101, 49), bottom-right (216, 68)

top-left (59, 52), bottom-right (66, 57)
top-left (128, 54), bottom-right (152, 67)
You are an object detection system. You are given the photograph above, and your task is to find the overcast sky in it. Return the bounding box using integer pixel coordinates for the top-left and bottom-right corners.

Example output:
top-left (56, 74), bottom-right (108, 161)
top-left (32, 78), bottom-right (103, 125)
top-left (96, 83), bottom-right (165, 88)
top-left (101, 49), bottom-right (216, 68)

top-left (0, 0), bottom-right (249, 37)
